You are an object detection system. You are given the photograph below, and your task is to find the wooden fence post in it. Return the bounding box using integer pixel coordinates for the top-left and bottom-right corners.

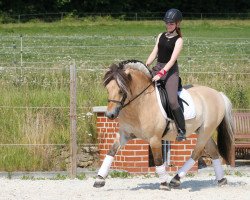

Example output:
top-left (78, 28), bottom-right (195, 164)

top-left (69, 61), bottom-right (77, 178)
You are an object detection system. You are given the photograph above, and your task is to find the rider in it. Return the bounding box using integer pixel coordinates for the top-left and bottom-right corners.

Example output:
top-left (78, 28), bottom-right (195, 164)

top-left (146, 8), bottom-right (186, 141)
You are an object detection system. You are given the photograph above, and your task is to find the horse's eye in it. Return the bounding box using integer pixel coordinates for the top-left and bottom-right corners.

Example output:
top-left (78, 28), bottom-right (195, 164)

top-left (119, 90), bottom-right (123, 95)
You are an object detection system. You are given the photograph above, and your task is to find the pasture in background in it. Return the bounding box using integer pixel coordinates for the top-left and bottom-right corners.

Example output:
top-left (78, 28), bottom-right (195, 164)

top-left (0, 18), bottom-right (249, 172)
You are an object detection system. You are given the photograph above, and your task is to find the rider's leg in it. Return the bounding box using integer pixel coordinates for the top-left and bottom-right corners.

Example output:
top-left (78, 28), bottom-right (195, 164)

top-left (165, 72), bottom-right (186, 141)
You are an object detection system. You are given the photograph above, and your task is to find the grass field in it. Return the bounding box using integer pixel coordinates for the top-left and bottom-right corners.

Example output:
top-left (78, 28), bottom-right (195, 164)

top-left (0, 17), bottom-right (249, 171)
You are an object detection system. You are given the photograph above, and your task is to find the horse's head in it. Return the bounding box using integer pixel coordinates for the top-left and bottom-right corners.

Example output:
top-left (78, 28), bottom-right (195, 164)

top-left (103, 60), bottom-right (152, 120)
top-left (103, 63), bottom-right (132, 119)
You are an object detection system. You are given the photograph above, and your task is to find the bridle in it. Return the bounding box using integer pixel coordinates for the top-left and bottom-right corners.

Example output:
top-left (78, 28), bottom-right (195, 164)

top-left (107, 82), bottom-right (154, 109)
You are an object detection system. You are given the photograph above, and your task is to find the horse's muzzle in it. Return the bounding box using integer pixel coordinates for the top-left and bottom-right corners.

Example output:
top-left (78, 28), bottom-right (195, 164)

top-left (105, 107), bottom-right (121, 120)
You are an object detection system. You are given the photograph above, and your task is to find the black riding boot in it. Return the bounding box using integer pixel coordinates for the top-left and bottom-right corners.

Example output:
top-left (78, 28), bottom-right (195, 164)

top-left (172, 107), bottom-right (186, 141)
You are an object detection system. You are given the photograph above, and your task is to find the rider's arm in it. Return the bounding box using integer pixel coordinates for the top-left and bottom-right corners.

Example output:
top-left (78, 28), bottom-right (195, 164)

top-left (146, 33), bottom-right (161, 66)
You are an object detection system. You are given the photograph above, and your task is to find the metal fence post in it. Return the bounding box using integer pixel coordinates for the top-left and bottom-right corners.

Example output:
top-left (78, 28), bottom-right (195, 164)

top-left (20, 34), bottom-right (23, 68)
top-left (69, 60), bottom-right (77, 179)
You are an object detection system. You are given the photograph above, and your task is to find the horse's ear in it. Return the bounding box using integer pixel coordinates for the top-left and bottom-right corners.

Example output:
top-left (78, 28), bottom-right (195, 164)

top-left (124, 68), bottom-right (130, 74)
top-left (124, 69), bottom-right (132, 81)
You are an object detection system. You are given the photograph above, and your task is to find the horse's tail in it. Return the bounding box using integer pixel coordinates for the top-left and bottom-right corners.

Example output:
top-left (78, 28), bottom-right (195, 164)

top-left (217, 92), bottom-right (235, 165)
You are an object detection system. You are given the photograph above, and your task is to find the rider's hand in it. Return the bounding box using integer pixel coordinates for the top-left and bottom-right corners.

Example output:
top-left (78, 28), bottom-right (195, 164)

top-left (152, 75), bottom-right (161, 82)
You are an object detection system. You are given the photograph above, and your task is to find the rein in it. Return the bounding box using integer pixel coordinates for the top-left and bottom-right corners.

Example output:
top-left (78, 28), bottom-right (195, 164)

top-left (122, 82), bottom-right (153, 108)
top-left (108, 82), bottom-right (154, 109)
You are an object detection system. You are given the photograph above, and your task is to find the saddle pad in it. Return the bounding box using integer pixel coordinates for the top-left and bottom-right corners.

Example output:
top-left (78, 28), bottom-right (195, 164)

top-left (155, 83), bottom-right (196, 120)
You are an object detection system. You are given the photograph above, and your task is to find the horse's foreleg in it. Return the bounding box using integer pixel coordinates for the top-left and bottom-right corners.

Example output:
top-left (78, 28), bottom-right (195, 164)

top-left (204, 138), bottom-right (227, 186)
top-left (150, 138), bottom-right (171, 191)
top-left (93, 141), bottom-right (121, 188)
top-left (93, 134), bottom-right (129, 188)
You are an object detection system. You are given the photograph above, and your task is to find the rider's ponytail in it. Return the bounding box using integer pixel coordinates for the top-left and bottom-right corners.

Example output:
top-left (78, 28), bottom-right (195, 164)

top-left (176, 27), bottom-right (182, 38)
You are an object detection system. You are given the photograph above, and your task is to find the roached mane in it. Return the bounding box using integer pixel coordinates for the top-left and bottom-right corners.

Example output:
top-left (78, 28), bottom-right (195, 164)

top-left (103, 60), bottom-right (152, 96)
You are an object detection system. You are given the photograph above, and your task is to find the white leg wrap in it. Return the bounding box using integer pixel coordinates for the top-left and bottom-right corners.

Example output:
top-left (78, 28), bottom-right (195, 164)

top-left (178, 158), bottom-right (195, 178)
top-left (212, 159), bottom-right (224, 180)
top-left (155, 163), bottom-right (168, 183)
top-left (97, 155), bottom-right (114, 178)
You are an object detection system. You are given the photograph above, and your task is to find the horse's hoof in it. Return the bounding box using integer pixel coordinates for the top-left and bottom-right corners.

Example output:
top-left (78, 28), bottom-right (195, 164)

top-left (93, 176), bottom-right (106, 188)
top-left (169, 175), bottom-right (181, 188)
top-left (218, 178), bottom-right (227, 186)
top-left (160, 182), bottom-right (171, 191)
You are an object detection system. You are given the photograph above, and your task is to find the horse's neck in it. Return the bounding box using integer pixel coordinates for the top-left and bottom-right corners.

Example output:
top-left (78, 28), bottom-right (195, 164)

top-left (121, 74), bottom-right (154, 118)
top-left (130, 72), bottom-right (151, 96)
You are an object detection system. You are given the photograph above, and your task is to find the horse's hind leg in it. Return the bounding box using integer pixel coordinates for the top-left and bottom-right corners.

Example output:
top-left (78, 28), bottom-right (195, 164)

top-left (150, 137), bottom-right (171, 191)
top-left (93, 133), bottom-right (131, 188)
top-left (204, 138), bottom-right (227, 186)
top-left (170, 126), bottom-right (214, 188)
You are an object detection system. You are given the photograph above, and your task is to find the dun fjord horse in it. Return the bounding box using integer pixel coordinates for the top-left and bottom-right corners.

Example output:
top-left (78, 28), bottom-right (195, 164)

top-left (94, 60), bottom-right (234, 190)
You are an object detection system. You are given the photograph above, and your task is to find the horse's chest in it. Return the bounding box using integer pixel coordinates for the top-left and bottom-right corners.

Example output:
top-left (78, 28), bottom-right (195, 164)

top-left (120, 124), bottom-right (148, 140)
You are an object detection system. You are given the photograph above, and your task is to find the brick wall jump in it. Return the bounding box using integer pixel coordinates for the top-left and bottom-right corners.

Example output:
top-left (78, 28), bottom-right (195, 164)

top-left (94, 107), bottom-right (198, 174)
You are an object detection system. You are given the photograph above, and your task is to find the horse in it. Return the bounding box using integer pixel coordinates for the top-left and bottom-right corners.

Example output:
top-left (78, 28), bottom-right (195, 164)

top-left (93, 60), bottom-right (234, 190)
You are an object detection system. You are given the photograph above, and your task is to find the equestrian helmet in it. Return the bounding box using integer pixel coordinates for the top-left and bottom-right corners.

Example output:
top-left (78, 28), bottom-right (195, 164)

top-left (163, 8), bottom-right (183, 23)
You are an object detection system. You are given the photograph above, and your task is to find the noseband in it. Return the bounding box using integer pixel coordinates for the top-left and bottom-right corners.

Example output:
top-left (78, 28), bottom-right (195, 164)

top-left (107, 82), bottom-right (153, 109)
top-left (108, 94), bottom-right (127, 109)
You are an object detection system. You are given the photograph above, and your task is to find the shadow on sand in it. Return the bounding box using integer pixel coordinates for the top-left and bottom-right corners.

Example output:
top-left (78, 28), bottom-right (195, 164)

top-left (129, 179), bottom-right (247, 192)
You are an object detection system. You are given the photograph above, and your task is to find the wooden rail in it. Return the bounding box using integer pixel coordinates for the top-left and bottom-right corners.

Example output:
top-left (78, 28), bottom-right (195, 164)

top-left (231, 112), bottom-right (250, 167)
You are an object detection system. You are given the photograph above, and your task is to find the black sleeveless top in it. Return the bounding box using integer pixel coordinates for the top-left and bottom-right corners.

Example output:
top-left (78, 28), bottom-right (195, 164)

top-left (157, 32), bottom-right (180, 64)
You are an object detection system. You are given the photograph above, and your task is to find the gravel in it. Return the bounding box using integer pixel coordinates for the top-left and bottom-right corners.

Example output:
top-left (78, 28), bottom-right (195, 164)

top-left (0, 170), bottom-right (249, 200)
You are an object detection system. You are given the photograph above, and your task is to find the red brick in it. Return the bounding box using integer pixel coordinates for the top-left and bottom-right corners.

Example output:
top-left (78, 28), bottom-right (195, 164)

top-left (191, 140), bottom-right (197, 144)
top-left (97, 113), bottom-right (105, 117)
top-left (124, 145), bottom-right (142, 150)
top-left (149, 167), bottom-right (156, 172)
top-left (172, 161), bottom-right (186, 167)
top-left (100, 118), bottom-right (107, 122)
top-left (171, 150), bottom-right (192, 155)
top-left (134, 151), bottom-right (148, 156)
top-left (179, 140), bottom-right (192, 144)
top-left (99, 155), bottom-right (105, 160)
top-left (185, 145), bottom-right (196, 149)
top-left (107, 128), bottom-right (115, 133)
top-left (134, 140), bottom-right (148, 144)
top-left (107, 139), bottom-right (114, 143)
top-left (123, 162), bottom-right (135, 167)
top-left (171, 156), bottom-right (185, 161)
top-left (101, 128), bottom-right (106, 133)
top-left (99, 139), bottom-right (106, 144)
top-left (97, 123), bottom-right (104, 127)
top-left (107, 118), bottom-right (117, 122)
top-left (98, 133), bottom-right (104, 138)
top-left (98, 144), bottom-right (105, 150)
top-left (113, 122), bottom-right (119, 127)
top-left (108, 123), bottom-right (113, 127)
top-left (189, 134), bottom-right (198, 138)
top-left (125, 167), bottom-right (142, 173)
top-left (142, 145), bottom-right (149, 150)
top-left (125, 157), bottom-right (142, 162)
top-left (113, 162), bottom-right (123, 167)
top-left (115, 128), bottom-right (119, 132)
top-left (134, 162), bottom-right (149, 167)
top-left (127, 140), bottom-right (136, 144)
top-left (142, 156), bottom-right (149, 161)
top-left (171, 144), bottom-right (185, 150)
top-left (99, 149), bottom-right (108, 155)
top-left (121, 151), bottom-right (135, 156)
top-left (141, 168), bottom-right (150, 173)
top-left (115, 156), bottom-right (121, 161)
top-left (168, 166), bottom-right (178, 172)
